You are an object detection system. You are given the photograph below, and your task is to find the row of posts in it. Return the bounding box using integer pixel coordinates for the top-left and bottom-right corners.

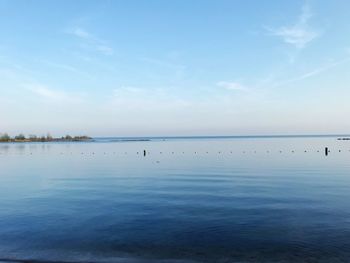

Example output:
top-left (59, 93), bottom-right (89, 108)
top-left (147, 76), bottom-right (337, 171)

top-left (0, 147), bottom-right (334, 156)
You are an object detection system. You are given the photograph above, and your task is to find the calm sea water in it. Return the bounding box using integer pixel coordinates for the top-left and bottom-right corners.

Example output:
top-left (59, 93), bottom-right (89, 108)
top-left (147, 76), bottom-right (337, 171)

top-left (1, 136), bottom-right (350, 263)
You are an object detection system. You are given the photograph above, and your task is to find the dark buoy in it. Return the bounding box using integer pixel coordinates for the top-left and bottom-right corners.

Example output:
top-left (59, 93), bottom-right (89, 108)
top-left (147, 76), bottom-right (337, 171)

top-left (143, 150), bottom-right (146, 156)
top-left (325, 147), bottom-right (329, 156)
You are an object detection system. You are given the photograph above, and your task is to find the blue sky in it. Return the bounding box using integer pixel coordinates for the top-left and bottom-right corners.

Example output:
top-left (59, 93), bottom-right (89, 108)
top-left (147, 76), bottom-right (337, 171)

top-left (1, 0), bottom-right (350, 136)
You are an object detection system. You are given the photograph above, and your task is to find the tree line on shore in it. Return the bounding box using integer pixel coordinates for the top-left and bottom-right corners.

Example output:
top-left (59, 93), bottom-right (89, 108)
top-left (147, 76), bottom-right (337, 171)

top-left (0, 133), bottom-right (92, 142)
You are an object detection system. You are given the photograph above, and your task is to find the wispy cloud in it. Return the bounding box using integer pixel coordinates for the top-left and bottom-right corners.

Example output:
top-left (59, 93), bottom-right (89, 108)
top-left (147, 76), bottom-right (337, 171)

top-left (70, 27), bottom-right (92, 39)
top-left (266, 2), bottom-right (320, 49)
top-left (275, 57), bottom-right (350, 87)
top-left (113, 86), bottom-right (144, 96)
top-left (67, 27), bottom-right (114, 55)
top-left (96, 45), bottom-right (114, 55)
top-left (109, 86), bottom-right (191, 114)
top-left (140, 56), bottom-right (187, 80)
top-left (217, 81), bottom-right (247, 91)
top-left (42, 60), bottom-right (81, 74)
top-left (24, 83), bottom-right (82, 103)
top-left (141, 57), bottom-right (185, 69)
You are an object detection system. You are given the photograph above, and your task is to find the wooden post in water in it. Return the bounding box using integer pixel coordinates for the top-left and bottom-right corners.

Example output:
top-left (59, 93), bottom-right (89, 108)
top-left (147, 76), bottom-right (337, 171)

top-left (325, 147), bottom-right (329, 156)
top-left (143, 150), bottom-right (146, 156)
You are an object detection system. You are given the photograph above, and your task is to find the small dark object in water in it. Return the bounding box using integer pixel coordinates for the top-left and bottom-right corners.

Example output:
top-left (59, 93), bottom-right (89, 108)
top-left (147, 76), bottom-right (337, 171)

top-left (143, 150), bottom-right (146, 156)
top-left (337, 138), bottom-right (350, 140)
top-left (325, 147), bottom-right (329, 156)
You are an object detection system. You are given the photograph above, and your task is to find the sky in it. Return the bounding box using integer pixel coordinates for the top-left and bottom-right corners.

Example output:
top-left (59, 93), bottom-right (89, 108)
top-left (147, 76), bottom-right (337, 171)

top-left (1, 0), bottom-right (350, 137)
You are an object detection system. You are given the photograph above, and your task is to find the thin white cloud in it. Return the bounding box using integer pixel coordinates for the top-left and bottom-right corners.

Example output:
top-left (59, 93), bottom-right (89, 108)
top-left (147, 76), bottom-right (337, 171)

top-left (275, 57), bottom-right (350, 87)
top-left (70, 27), bottom-right (92, 39)
top-left (41, 60), bottom-right (93, 79)
top-left (97, 45), bottom-right (114, 55)
top-left (141, 57), bottom-right (185, 69)
top-left (42, 60), bottom-right (81, 74)
top-left (24, 83), bottom-right (82, 103)
top-left (109, 86), bottom-right (191, 114)
top-left (113, 86), bottom-right (144, 96)
top-left (67, 27), bottom-right (114, 56)
top-left (140, 57), bottom-right (187, 80)
top-left (266, 2), bottom-right (320, 49)
top-left (217, 81), bottom-right (247, 91)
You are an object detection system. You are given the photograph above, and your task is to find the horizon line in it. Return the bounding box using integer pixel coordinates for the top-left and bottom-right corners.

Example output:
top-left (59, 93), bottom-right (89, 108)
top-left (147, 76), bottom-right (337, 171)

top-left (94, 134), bottom-right (350, 139)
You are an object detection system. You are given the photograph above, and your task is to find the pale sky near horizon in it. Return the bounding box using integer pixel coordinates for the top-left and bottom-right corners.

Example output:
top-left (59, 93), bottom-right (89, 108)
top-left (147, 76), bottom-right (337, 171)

top-left (1, 0), bottom-right (350, 137)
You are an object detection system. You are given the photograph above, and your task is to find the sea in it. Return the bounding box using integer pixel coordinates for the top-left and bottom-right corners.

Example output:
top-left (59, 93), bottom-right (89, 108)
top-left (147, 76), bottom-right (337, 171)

top-left (1, 136), bottom-right (350, 263)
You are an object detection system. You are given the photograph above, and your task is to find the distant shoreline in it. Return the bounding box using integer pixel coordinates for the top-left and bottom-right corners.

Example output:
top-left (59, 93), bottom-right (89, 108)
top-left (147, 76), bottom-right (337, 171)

top-left (0, 134), bottom-right (92, 143)
top-left (1, 134), bottom-right (349, 143)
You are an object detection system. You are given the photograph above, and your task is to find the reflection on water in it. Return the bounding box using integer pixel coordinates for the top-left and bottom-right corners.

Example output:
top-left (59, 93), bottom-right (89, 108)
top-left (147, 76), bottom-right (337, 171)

top-left (0, 137), bottom-right (350, 262)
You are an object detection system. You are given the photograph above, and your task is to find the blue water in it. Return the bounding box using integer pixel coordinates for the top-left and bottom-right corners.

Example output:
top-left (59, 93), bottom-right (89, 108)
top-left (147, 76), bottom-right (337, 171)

top-left (1, 137), bottom-right (350, 262)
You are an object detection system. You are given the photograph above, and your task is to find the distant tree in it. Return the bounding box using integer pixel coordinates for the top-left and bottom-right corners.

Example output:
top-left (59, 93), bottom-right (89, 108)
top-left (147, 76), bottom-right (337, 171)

top-left (0, 133), bottom-right (11, 141)
top-left (14, 134), bottom-right (26, 140)
top-left (40, 135), bottom-right (46, 142)
top-left (65, 135), bottom-right (72, 140)
top-left (29, 134), bottom-right (38, 141)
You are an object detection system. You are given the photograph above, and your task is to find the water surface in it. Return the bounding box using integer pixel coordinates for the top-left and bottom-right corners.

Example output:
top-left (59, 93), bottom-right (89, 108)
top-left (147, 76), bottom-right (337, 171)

top-left (1, 137), bottom-right (350, 262)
